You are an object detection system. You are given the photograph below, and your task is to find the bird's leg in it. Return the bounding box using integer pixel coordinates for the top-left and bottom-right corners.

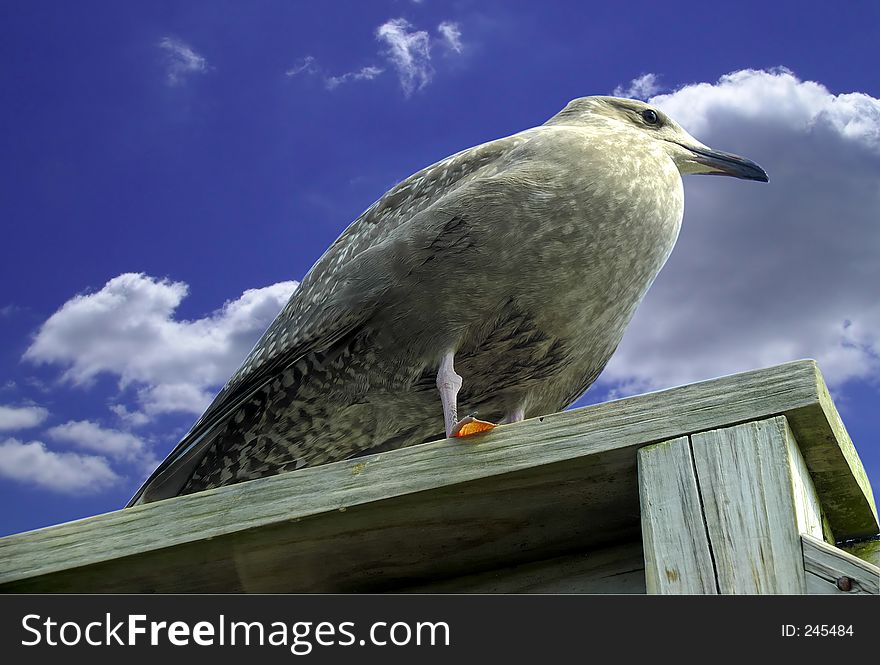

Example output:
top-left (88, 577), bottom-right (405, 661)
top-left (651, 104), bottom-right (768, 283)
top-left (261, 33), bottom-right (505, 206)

top-left (436, 351), bottom-right (496, 438)
top-left (436, 351), bottom-right (462, 436)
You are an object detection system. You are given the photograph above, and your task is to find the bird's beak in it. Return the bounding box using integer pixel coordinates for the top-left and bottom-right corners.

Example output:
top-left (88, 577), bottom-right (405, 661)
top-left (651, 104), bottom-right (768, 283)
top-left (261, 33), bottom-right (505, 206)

top-left (683, 144), bottom-right (769, 182)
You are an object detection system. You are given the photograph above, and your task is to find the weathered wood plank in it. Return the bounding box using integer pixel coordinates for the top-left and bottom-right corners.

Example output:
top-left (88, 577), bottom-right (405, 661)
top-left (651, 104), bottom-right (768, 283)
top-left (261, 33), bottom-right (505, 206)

top-left (805, 572), bottom-right (848, 594)
top-left (802, 534), bottom-right (879, 595)
top-left (691, 417), bottom-right (808, 594)
top-left (790, 366), bottom-right (878, 539)
top-left (400, 541), bottom-right (646, 594)
top-left (0, 360), bottom-right (874, 592)
top-left (783, 418), bottom-right (828, 542)
top-left (638, 437), bottom-right (717, 594)
top-left (0, 451), bottom-right (642, 592)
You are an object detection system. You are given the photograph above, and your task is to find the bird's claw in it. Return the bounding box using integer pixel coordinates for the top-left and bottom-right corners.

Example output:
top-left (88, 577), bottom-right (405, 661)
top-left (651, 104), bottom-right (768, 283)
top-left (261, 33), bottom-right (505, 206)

top-left (451, 415), bottom-right (497, 438)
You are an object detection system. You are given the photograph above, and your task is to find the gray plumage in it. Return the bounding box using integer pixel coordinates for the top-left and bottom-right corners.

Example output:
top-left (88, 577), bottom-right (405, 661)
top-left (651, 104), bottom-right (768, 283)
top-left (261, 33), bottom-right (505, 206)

top-left (128, 96), bottom-right (767, 506)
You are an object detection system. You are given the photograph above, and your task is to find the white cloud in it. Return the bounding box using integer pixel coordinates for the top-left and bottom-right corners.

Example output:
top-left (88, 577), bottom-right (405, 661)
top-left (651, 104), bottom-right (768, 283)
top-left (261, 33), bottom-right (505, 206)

top-left (437, 21), bottom-right (463, 53)
top-left (109, 403), bottom-right (150, 427)
top-left (47, 420), bottom-right (147, 462)
top-left (599, 68), bottom-right (880, 394)
top-left (137, 382), bottom-right (216, 416)
top-left (613, 73), bottom-right (662, 100)
top-left (286, 56), bottom-right (383, 90)
top-left (25, 273), bottom-right (298, 417)
top-left (325, 65), bottom-right (384, 90)
top-left (285, 55), bottom-right (318, 78)
top-left (0, 438), bottom-right (118, 494)
top-left (376, 18), bottom-right (434, 96)
top-left (287, 19), bottom-right (461, 96)
top-left (0, 405), bottom-right (49, 431)
top-left (158, 37), bottom-right (208, 86)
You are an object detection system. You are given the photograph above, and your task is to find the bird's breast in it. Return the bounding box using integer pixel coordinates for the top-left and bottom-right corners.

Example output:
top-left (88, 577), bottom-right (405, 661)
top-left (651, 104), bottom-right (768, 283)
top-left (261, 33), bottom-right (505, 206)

top-left (497, 153), bottom-right (684, 343)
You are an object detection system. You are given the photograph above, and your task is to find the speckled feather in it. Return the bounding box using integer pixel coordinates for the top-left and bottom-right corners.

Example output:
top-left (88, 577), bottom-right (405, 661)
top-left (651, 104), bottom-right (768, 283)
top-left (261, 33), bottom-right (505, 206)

top-left (130, 97), bottom-right (693, 504)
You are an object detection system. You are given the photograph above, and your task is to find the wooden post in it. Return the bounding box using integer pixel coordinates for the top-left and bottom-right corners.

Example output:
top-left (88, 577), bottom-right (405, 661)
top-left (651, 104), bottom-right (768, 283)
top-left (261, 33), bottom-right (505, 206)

top-left (692, 416), bottom-right (823, 593)
top-left (639, 415), bottom-right (829, 594)
top-left (638, 437), bottom-right (717, 594)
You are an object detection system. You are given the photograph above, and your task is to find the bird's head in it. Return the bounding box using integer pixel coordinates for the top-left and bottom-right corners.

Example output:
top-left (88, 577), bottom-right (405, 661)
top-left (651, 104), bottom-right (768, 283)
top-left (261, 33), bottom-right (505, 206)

top-left (545, 96), bottom-right (769, 182)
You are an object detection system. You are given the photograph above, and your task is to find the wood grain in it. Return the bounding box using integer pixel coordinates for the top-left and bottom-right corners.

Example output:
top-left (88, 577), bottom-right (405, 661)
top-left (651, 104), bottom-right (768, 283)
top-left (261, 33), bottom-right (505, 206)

top-left (691, 417), bottom-right (808, 594)
top-left (638, 437), bottom-right (717, 594)
top-left (783, 418), bottom-right (828, 541)
top-left (798, 368), bottom-right (878, 538)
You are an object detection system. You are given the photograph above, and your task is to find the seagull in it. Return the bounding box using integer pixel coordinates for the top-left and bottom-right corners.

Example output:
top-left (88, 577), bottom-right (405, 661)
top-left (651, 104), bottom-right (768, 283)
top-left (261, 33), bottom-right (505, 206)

top-left (128, 96), bottom-right (767, 506)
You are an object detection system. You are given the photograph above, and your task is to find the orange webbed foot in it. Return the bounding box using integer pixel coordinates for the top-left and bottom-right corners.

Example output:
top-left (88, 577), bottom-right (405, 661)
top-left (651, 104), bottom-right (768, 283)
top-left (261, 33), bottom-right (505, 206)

top-left (451, 415), bottom-right (497, 438)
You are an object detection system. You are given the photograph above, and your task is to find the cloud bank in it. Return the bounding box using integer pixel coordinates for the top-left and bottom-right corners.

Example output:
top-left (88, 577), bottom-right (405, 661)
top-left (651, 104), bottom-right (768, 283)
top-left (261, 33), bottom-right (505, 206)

top-left (0, 405), bottom-right (48, 431)
top-left (0, 438), bottom-right (119, 494)
top-left (25, 273), bottom-right (298, 416)
top-left (47, 420), bottom-right (148, 463)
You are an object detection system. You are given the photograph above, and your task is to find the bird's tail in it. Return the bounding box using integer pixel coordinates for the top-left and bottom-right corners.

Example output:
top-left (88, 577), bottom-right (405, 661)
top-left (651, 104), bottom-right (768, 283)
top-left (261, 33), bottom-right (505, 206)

top-left (126, 384), bottom-right (275, 508)
top-left (126, 424), bottom-right (224, 507)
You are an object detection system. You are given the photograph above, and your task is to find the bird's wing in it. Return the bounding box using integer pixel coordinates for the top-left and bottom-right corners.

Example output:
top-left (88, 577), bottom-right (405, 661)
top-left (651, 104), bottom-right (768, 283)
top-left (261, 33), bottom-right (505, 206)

top-left (126, 130), bottom-right (534, 506)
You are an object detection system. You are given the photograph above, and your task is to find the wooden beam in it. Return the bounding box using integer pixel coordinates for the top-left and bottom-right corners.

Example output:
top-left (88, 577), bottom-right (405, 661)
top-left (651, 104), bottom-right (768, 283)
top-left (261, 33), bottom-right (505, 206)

top-left (802, 534), bottom-right (879, 595)
top-left (638, 437), bottom-right (717, 594)
top-left (791, 365), bottom-right (877, 539)
top-left (690, 417), bottom-right (817, 594)
top-left (0, 450), bottom-right (644, 592)
top-left (0, 360), bottom-right (875, 592)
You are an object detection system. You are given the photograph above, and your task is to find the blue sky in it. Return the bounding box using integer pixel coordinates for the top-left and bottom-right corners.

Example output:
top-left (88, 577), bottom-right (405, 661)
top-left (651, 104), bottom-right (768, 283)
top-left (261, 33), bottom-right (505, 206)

top-left (1, 1), bottom-right (878, 536)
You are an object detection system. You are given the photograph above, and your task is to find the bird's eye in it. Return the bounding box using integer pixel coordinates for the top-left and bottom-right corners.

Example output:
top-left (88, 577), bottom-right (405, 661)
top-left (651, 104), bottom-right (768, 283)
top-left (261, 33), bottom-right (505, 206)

top-left (642, 109), bottom-right (659, 125)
